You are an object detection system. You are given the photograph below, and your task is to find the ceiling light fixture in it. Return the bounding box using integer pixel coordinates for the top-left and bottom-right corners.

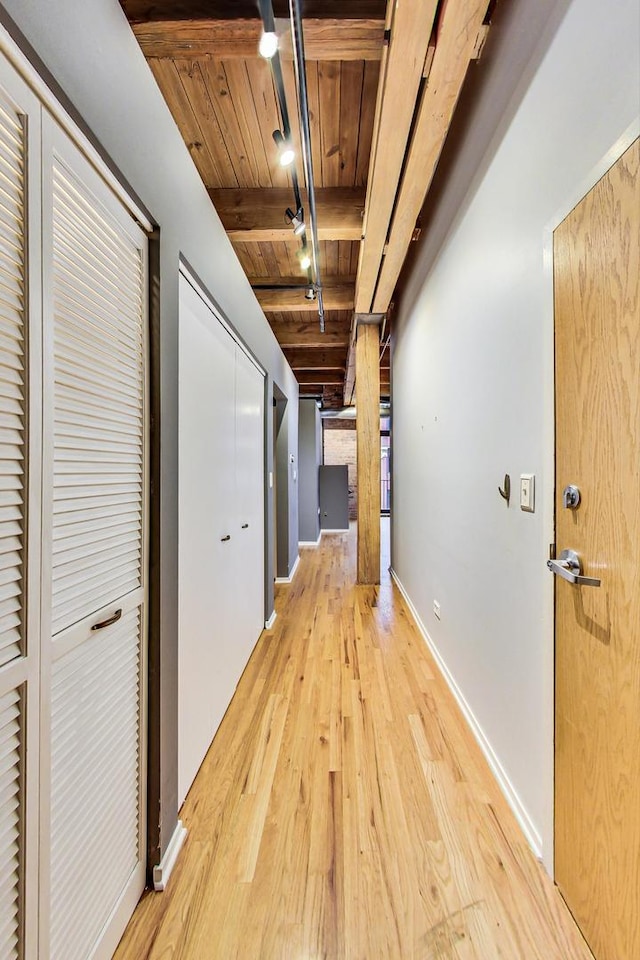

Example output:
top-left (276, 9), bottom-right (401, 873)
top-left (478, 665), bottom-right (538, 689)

top-left (258, 30), bottom-right (278, 59)
top-left (286, 206), bottom-right (306, 236)
top-left (305, 287), bottom-right (316, 301)
top-left (272, 129), bottom-right (294, 167)
top-left (298, 250), bottom-right (312, 271)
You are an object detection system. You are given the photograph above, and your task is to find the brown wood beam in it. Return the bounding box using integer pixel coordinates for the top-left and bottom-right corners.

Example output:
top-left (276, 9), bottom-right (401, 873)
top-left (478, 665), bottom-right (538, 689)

top-left (373, 0), bottom-right (491, 311)
top-left (356, 322), bottom-right (380, 584)
top-left (269, 317), bottom-right (351, 348)
top-left (285, 347), bottom-right (347, 370)
top-left (256, 282), bottom-right (354, 313)
top-left (213, 188), bottom-right (365, 242)
top-left (122, 2), bottom-right (387, 22)
top-left (130, 18), bottom-right (385, 61)
top-left (296, 371), bottom-right (345, 385)
top-left (343, 312), bottom-right (384, 406)
top-left (354, 0), bottom-right (439, 313)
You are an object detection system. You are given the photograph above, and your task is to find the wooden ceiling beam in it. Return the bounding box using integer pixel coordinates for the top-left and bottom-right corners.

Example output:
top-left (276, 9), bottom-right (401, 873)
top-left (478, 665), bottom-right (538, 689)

top-left (256, 281), bottom-right (354, 313)
top-left (373, 0), bottom-right (491, 311)
top-left (284, 347), bottom-right (347, 371)
top-left (122, 2), bottom-right (387, 22)
top-left (296, 371), bottom-right (346, 385)
top-left (268, 317), bottom-right (351, 348)
top-left (354, 0), bottom-right (440, 314)
top-left (129, 18), bottom-right (385, 61)
top-left (212, 188), bottom-right (364, 241)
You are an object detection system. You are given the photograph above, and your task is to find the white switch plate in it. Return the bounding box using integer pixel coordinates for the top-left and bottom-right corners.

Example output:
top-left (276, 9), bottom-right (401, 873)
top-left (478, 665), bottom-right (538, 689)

top-left (520, 474), bottom-right (535, 512)
top-left (269, 471), bottom-right (273, 488)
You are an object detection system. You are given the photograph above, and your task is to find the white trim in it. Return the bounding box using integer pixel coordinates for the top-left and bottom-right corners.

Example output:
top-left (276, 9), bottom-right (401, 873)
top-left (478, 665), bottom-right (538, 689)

top-left (390, 566), bottom-right (543, 860)
top-left (298, 534), bottom-right (321, 547)
top-left (275, 554), bottom-right (300, 584)
top-left (265, 611), bottom-right (277, 630)
top-left (539, 122), bottom-right (640, 876)
top-left (153, 820), bottom-right (187, 892)
top-left (321, 528), bottom-right (349, 534)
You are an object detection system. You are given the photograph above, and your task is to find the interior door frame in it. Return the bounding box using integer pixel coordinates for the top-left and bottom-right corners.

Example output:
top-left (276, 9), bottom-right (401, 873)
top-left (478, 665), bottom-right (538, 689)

top-left (541, 118), bottom-right (640, 875)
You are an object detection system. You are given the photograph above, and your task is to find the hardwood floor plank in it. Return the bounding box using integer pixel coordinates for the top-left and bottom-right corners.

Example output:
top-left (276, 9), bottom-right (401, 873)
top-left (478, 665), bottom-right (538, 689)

top-left (115, 522), bottom-right (592, 960)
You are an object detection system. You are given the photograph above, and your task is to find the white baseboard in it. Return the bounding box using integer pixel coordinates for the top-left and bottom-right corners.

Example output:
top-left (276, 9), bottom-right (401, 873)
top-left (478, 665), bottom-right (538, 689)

top-left (299, 534), bottom-right (321, 547)
top-left (153, 819), bottom-right (187, 892)
top-left (321, 527), bottom-right (349, 534)
top-left (265, 610), bottom-right (277, 629)
top-left (275, 554), bottom-right (300, 584)
top-left (389, 567), bottom-right (543, 859)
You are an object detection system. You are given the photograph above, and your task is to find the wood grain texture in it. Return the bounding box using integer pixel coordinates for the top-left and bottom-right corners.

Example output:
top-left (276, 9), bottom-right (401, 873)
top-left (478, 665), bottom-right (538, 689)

top-left (356, 322), bottom-right (380, 583)
top-left (210, 187), bottom-right (365, 241)
top-left (283, 347), bottom-right (347, 370)
top-left (121, 0), bottom-right (387, 20)
top-left (354, 0), bottom-right (440, 313)
top-left (554, 138), bottom-right (640, 960)
top-left (372, 0), bottom-right (490, 312)
top-left (255, 281), bottom-right (354, 312)
top-left (267, 315), bottom-right (350, 347)
top-left (114, 523), bottom-right (593, 960)
top-left (130, 18), bottom-right (386, 61)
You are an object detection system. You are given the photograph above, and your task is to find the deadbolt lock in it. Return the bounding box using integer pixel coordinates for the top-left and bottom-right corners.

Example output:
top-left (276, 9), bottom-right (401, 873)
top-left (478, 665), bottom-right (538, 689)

top-left (562, 485), bottom-right (581, 510)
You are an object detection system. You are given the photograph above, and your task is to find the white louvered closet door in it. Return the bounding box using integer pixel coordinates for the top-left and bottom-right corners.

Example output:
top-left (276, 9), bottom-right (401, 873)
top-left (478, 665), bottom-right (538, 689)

top-left (41, 117), bottom-right (148, 960)
top-left (0, 57), bottom-right (42, 960)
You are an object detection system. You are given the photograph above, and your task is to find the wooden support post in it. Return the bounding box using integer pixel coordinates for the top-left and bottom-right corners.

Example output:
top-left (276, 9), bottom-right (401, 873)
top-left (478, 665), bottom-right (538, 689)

top-left (356, 320), bottom-right (381, 584)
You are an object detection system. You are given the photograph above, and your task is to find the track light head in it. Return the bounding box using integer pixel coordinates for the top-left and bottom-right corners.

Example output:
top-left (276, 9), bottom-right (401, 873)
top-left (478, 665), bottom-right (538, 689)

top-left (272, 129), bottom-right (294, 167)
top-left (258, 30), bottom-right (278, 59)
top-left (286, 207), bottom-right (306, 236)
top-left (305, 287), bottom-right (317, 301)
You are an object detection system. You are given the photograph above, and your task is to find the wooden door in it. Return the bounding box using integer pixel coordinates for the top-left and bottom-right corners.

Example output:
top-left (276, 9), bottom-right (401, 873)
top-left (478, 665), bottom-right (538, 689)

top-left (554, 138), bottom-right (640, 960)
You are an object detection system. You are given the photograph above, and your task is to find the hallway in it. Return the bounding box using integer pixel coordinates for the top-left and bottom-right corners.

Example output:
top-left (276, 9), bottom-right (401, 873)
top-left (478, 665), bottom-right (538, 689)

top-left (116, 525), bottom-right (591, 959)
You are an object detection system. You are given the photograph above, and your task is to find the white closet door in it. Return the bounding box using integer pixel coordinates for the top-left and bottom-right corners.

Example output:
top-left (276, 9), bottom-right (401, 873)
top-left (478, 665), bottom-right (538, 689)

top-left (178, 275), bottom-right (237, 805)
top-left (41, 118), bottom-right (147, 960)
top-left (234, 345), bottom-right (265, 651)
top-left (0, 58), bottom-right (41, 960)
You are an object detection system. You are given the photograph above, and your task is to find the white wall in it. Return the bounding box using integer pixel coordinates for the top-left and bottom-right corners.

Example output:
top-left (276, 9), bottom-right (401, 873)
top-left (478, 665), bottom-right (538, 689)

top-left (391, 0), bottom-right (639, 868)
top-left (0, 0), bottom-right (300, 858)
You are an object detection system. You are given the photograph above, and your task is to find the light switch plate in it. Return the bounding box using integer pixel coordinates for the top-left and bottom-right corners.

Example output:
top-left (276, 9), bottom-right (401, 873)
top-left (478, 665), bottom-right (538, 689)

top-left (520, 474), bottom-right (535, 512)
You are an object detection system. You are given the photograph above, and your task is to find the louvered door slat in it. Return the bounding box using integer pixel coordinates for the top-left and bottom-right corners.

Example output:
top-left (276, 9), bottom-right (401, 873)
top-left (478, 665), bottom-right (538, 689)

top-left (51, 164), bottom-right (144, 635)
top-left (0, 687), bottom-right (22, 960)
top-left (0, 90), bottom-right (25, 674)
top-left (50, 609), bottom-right (141, 960)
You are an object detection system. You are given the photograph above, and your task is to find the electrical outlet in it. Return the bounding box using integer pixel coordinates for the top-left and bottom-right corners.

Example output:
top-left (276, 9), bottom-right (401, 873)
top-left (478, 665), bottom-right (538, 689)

top-left (433, 600), bottom-right (441, 620)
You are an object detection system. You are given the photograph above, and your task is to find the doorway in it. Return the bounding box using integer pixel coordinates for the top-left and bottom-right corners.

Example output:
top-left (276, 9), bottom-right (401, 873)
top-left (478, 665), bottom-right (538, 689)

top-left (553, 138), bottom-right (639, 960)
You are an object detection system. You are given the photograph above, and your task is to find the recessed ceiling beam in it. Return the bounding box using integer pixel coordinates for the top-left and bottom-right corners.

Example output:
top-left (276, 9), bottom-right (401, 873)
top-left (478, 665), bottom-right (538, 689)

top-left (129, 18), bottom-right (385, 61)
top-left (296, 371), bottom-right (346, 385)
top-left (373, 0), bottom-right (491, 311)
top-left (256, 282), bottom-right (354, 313)
top-left (211, 187), bottom-right (364, 242)
top-left (284, 347), bottom-right (347, 370)
top-left (122, 1), bottom-right (387, 22)
top-left (268, 317), bottom-right (350, 348)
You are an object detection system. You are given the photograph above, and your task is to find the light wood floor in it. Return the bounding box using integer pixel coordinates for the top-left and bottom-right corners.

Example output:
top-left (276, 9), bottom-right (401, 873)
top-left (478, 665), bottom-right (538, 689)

top-left (116, 523), bottom-right (592, 959)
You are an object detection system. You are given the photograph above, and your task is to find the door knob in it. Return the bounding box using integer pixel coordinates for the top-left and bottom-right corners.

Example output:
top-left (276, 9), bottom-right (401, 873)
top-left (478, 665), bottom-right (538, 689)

top-left (547, 548), bottom-right (600, 587)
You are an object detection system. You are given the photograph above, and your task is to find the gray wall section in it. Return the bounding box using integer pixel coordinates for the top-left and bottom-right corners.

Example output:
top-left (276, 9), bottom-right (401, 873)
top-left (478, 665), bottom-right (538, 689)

top-left (0, 0), bottom-right (300, 860)
top-left (298, 400), bottom-right (321, 544)
top-left (320, 466), bottom-right (349, 531)
top-left (274, 395), bottom-right (290, 579)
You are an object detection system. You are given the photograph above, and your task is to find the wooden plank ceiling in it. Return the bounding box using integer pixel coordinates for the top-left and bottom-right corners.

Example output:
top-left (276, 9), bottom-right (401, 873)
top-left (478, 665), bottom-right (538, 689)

top-left (121, 0), bottom-right (492, 408)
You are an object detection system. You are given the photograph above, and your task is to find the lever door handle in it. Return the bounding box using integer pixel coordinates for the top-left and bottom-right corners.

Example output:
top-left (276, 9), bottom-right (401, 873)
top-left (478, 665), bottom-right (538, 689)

top-left (221, 534), bottom-right (231, 542)
top-left (241, 523), bottom-right (249, 529)
top-left (547, 549), bottom-right (601, 587)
